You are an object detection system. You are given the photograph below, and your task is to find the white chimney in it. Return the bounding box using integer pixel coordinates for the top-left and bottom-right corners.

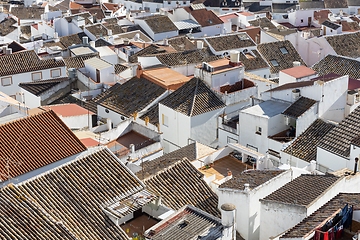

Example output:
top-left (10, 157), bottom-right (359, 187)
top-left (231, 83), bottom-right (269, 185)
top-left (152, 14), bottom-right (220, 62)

top-left (221, 203), bottom-right (236, 240)
top-left (123, 38), bottom-right (130, 45)
top-left (310, 160), bottom-right (316, 173)
top-left (54, 32), bottom-right (58, 39)
top-left (90, 41), bottom-right (95, 48)
top-left (244, 183), bottom-right (250, 192)
top-left (163, 39), bottom-right (168, 46)
top-left (2, 46), bottom-right (7, 54)
top-left (108, 29), bottom-right (113, 36)
top-left (134, 33), bottom-right (140, 41)
top-left (6, 48), bottom-right (12, 55)
top-left (196, 41), bottom-right (204, 50)
top-left (82, 36), bottom-right (89, 45)
top-left (292, 89), bottom-right (300, 101)
top-left (106, 118), bottom-right (112, 130)
top-left (230, 50), bottom-right (241, 67)
top-left (130, 144), bottom-right (135, 153)
top-left (293, 61), bottom-right (301, 67)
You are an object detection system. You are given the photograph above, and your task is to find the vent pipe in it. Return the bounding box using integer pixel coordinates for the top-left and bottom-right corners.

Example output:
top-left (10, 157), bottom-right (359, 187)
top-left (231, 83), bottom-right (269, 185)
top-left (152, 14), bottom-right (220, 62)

top-left (220, 203), bottom-right (236, 239)
top-left (229, 50), bottom-right (241, 67)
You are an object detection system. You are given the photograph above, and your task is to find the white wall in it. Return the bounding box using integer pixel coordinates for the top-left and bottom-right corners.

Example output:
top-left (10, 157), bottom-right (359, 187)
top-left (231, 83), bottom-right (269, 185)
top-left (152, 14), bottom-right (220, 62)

top-left (288, 10), bottom-right (314, 27)
top-left (60, 114), bottom-right (93, 130)
top-left (98, 104), bottom-right (128, 126)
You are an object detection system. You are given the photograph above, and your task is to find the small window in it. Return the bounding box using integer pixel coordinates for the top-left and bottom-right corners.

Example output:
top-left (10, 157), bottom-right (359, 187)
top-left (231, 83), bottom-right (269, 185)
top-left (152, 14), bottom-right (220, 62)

top-left (183, 1), bottom-right (186, 4)
top-left (1, 77), bottom-right (12, 86)
top-left (301, 19), bottom-right (304, 23)
top-left (264, 75), bottom-right (267, 78)
top-left (162, 114), bottom-right (168, 126)
top-left (256, 126), bottom-right (262, 135)
top-left (280, 47), bottom-right (288, 54)
top-left (105, 109), bottom-right (109, 113)
top-left (51, 69), bottom-right (61, 78)
top-left (32, 72), bottom-right (42, 81)
top-left (207, 19), bottom-right (213, 24)
top-left (331, 29), bottom-right (333, 32)
top-left (168, 1), bottom-right (171, 4)
top-left (270, 59), bottom-right (279, 67)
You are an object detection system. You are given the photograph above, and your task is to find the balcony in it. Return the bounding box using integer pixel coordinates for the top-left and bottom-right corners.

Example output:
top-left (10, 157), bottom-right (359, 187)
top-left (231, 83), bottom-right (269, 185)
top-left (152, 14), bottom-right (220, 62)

top-left (268, 129), bottom-right (294, 143)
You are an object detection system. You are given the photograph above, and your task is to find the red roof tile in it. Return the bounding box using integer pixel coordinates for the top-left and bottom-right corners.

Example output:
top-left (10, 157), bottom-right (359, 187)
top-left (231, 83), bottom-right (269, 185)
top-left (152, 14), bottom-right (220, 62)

top-left (43, 103), bottom-right (95, 117)
top-left (280, 65), bottom-right (317, 78)
top-left (80, 137), bottom-right (99, 147)
top-left (0, 110), bottom-right (86, 181)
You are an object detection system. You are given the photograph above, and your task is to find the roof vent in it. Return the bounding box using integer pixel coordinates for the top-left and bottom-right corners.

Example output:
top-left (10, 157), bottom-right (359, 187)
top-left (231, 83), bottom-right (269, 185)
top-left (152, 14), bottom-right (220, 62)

top-left (82, 36), bottom-right (89, 45)
top-left (293, 61), bottom-right (301, 67)
top-left (292, 89), bottom-right (300, 101)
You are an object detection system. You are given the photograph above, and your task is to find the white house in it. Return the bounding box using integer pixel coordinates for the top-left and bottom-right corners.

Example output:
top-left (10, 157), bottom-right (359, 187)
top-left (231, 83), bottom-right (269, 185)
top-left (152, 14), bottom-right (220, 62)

top-left (159, 77), bottom-right (226, 152)
top-left (84, 57), bottom-right (115, 84)
top-left (0, 50), bottom-right (67, 101)
top-left (278, 65), bottom-right (317, 85)
top-left (321, 20), bottom-right (342, 35)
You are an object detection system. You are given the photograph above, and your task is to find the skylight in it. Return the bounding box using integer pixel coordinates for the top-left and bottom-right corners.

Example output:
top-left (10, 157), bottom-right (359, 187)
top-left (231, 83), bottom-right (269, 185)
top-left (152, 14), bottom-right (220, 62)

top-left (280, 47), bottom-right (288, 54)
top-left (270, 59), bottom-right (279, 67)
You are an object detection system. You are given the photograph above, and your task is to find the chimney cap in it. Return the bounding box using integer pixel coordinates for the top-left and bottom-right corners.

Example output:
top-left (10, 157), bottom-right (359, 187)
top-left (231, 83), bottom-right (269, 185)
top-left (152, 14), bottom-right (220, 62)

top-left (221, 203), bottom-right (235, 211)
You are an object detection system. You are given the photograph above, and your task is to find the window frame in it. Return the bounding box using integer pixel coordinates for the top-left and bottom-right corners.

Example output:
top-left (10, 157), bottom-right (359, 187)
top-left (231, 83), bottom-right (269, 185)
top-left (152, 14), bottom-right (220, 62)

top-left (1, 76), bottom-right (12, 86)
top-left (32, 71), bottom-right (43, 81)
top-left (50, 68), bottom-right (61, 78)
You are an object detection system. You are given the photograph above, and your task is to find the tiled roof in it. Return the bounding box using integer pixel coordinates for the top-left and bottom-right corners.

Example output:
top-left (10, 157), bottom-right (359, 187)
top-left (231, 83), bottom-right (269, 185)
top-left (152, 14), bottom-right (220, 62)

top-left (168, 36), bottom-right (196, 51)
top-left (311, 54), bottom-right (360, 80)
top-left (0, 50), bottom-right (65, 77)
top-left (318, 106), bottom-right (360, 158)
top-left (265, 28), bottom-right (297, 41)
top-left (340, 21), bottom-right (360, 32)
top-left (19, 77), bottom-right (69, 96)
top-left (325, 32), bottom-right (360, 58)
top-left (43, 41), bottom-right (66, 51)
top-left (104, 23), bottom-right (123, 35)
top-left (64, 12), bottom-right (92, 23)
top-left (95, 38), bottom-right (112, 47)
top-left (184, 7), bottom-right (223, 27)
top-left (160, 77), bottom-right (225, 117)
top-left (17, 147), bottom-right (141, 239)
top-left (281, 193), bottom-right (360, 239)
top-left (8, 41), bottom-right (26, 53)
top-left (146, 205), bottom-right (222, 240)
top-left (257, 40), bottom-right (306, 74)
top-left (63, 53), bottom-right (98, 69)
top-left (139, 15), bottom-right (178, 34)
top-left (248, 17), bottom-right (276, 30)
top-left (282, 96), bottom-right (317, 119)
top-left (240, 50), bottom-right (269, 71)
top-left (59, 32), bottom-right (88, 48)
top-left (139, 104), bottom-right (159, 125)
top-left (272, 3), bottom-right (297, 13)
top-left (219, 170), bottom-right (285, 191)
top-left (144, 158), bottom-right (221, 217)
top-left (348, 0), bottom-right (360, 6)
top-left (281, 65), bottom-right (317, 78)
top-left (324, 0), bottom-right (348, 8)
top-left (98, 78), bottom-right (166, 117)
top-left (283, 119), bottom-right (335, 162)
top-left (299, 1), bottom-right (325, 9)
top-left (137, 143), bottom-right (198, 179)
top-left (205, 33), bottom-right (256, 52)
top-left (86, 24), bottom-right (108, 38)
top-left (129, 44), bottom-right (176, 63)
top-left (0, 184), bottom-right (77, 239)
top-left (0, 110), bottom-right (86, 181)
top-left (263, 174), bottom-right (340, 206)
top-left (42, 103), bottom-right (95, 117)
top-left (52, 94), bottom-right (98, 114)
top-left (11, 6), bottom-right (44, 19)
top-left (20, 25), bottom-right (31, 38)
top-left (322, 20), bottom-right (341, 30)
top-left (243, 2), bottom-right (272, 12)
top-left (0, 17), bottom-right (17, 36)
top-left (114, 63), bottom-right (128, 74)
top-left (156, 47), bottom-right (222, 67)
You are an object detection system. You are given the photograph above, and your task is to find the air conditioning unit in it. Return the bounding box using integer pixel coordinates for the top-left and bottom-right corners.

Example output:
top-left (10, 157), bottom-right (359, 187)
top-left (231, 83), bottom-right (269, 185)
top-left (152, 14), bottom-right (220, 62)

top-left (202, 62), bottom-right (207, 69)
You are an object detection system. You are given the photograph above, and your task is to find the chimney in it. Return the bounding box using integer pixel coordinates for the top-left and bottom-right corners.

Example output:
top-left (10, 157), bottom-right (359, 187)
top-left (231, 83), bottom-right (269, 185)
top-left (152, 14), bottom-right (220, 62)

top-left (310, 160), bottom-right (316, 173)
top-left (163, 38), bottom-right (168, 46)
top-left (6, 48), bottom-right (12, 55)
top-left (354, 157), bottom-right (359, 174)
top-left (82, 36), bottom-right (89, 45)
top-left (293, 61), bottom-right (301, 67)
top-left (292, 89), bottom-right (300, 101)
top-left (244, 183), bottom-right (250, 192)
top-left (130, 144), bottom-right (135, 153)
top-left (197, 40), bottom-right (203, 50)
top-left (220, 203), bottom-right (236, 239)
top-left (108, 29), bottom-right (113, 36)
top-left (54, 32), bottom-right (59, 42)
top-left (2, 46), bottom-right (7, 54)
top-left (123, 38), bottom-right (130, 45)
top-left (90, 41), bottom-right (95, 48)
top-left (229, 50), bottom-right (241, 67)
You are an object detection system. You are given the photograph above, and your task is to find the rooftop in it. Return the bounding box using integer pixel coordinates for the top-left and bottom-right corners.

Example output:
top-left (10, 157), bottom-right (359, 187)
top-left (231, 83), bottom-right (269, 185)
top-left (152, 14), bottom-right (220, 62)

top-left (10, 6), bottom-right (44, 19)
top-left (142, 67), bottom-right (191, 90)
top-left (0, 110), bottom-right (86, 181)
top-left (241, 100), bottom-right (290, 118)
top-left (0, 17), bottom-right (17, 36)
top-left (63, 53), bottom-right (98, 69)
top-left (219, 170), bottom-right (285, 191)
top-left (311, 55), bottom-right (360, 79)
top-left (139, 15), bottom-right (178, 34)
top-left (282, 96), bottom-right (317, 119)
top-left (84, 57), bottom-right (112, 70)
top-left (184, 7), bottom-right (223, 27)
top-left (0, 50), bottom-right (65, 77)
top-left (239, 50), bottom-right (270, 71)
top-left (248, 17), bottom-right (276, 30)
top-left (160, 77), bottom-right (225, 117)
top-left (257, 40), bottom-right (306, 74)
top-left (205, 33), bottom-right (256, 52)
top-left (317, 105), bottom-right (360, 158)
top-left (139, 104), bottom-right (159, 126)
top-left (281, 193), bottom-right (360, 239)
top-left (42, 103), bottom-right (95, 117)
top-left (144, 158), bottom-right (220, 217)
top-left (19, 77), bottom-right (69, 96)
top-left (324, 0), bottom-right (348, 8)
top-left (145, 205), bottom-right (223, 240)
top-left (262, 174), bottom-right (340, 206)
top-left (325, 31), bottom-right (360, 59)
top-left (196, 58), bottom-right (243, 74)
top-left (86, 24), bottom-right (108, 38)
top-left (70, 46), bottom-right (97, 56)
top-left (98, 78), bottom-right (166, 117)
top-left (322, 20), bottom-right (341, 30)
top-left (282, 119), bottom-right (335, 162)
top-left (129, 44), bottom-right (176, 63)
top-left (280, 65), bottom-right (317, 78)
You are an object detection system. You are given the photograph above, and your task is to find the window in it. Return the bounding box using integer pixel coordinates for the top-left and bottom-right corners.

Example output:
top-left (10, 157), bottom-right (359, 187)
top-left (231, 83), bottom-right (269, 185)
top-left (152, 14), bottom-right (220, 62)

top-left (9, 95), bottom-right (16, 99)
top-left (264, 75), bottom-right (267, 78)
top-left (1, 77), bottom-right (12, 86)
top-left (156, 8), bottom-right (159, 11)
top-left (162, 114), bottom-right (168, 126)
top-left (51, 68), bottom-right (61, 78)
top-left (32, 72), bottom-right (42, 81)
top-left (256, 126), bottom-right (262, 135)
top-left (301, 19), bottom-right (304, 23)
top-left (168, 1), bottom-right (171, 4)
top-left (280, 47), bottom-right (288, 54)
top-left (183, 1), bottom-right (186, 4)
top-left (270, 59), bottom-right (279, 67)
top-left (227, 137), bottom-right (238, 143)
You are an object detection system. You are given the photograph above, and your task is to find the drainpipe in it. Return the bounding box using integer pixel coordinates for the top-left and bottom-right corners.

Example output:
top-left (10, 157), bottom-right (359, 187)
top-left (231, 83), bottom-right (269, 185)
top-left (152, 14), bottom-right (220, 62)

top-left (354, 157), bottom-right (359, 174)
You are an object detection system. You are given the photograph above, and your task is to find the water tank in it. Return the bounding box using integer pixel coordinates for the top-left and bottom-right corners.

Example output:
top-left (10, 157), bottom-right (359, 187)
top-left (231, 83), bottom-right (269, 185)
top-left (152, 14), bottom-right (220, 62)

top-left (82, 36), bottom-right (89, 45)
top-left (230, 50), bottom-right (240, 64)
top-left (292, 89), bottom-right (300, 101)
top-left (197, 41), bottom-right (203, 50)
top-left (221, 203), bottom-right (236, 227)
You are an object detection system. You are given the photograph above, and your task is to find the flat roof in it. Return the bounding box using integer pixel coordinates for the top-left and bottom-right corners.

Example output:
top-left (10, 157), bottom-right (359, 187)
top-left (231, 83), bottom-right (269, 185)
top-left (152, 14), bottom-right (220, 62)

top-left (84, 57), bottom-right (112, 70)
top-left (43, 104), bottom-right (95, 117)
top-left (196, 58), bottom-right (242, 74)
top-left (142, 67), bottom-right (191, 90)
top-left (280, 65), bottom-right (317, 78)
top-left (70, 46), bottom-right (97, 56)
top-left (96, 46), bottom-right (117, 56)
top-left (241, 100), bottom-right (290, 118)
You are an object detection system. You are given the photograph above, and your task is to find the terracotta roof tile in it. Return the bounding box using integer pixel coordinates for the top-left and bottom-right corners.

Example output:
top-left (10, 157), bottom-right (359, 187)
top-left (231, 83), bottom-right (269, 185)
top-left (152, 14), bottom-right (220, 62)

top-left (0, 110), bottom-right (86, 181)
top-left (10, 6), bottom-right (44, 20)
top-left (248, 17), bottom-right (276, 30)
top-left (324, 0), bottom-right (348, 8)
top-left (63, 53), bottom-right (98, 69)
top-left (184, 7), bottom-right (223, 27)
top-left (43, 103), bottom-right (95, 117)
top-left (59, 32), bottom-right (88, 48)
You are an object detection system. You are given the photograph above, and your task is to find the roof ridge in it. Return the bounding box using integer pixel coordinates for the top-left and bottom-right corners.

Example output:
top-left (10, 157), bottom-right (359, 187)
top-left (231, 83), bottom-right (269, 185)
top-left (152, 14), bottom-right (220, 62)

top-left (189, 78), bottom-right (199, 116)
